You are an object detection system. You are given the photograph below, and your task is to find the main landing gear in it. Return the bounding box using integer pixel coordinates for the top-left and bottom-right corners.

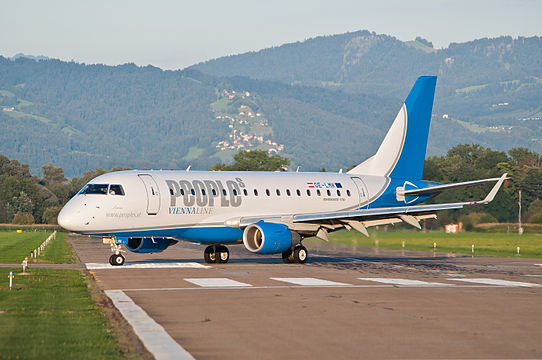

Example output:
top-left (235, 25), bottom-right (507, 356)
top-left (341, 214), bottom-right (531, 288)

top-left (204, 245), bottom-right (230, 264)
top-left (281, 245), bottom-right (308, 264)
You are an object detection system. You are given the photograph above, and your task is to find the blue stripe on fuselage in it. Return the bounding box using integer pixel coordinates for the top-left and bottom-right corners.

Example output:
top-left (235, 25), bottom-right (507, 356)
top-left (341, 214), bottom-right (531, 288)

top-left (90, 226), bottom-right (243, 244)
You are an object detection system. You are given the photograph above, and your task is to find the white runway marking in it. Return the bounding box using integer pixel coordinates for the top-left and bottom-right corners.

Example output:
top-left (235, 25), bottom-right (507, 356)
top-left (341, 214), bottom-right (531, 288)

top-left (359, 278), bottom-right (453, 286)
top-left (105, 290), bottom-right (194, 360)
top-left (448, 278), bottom-right (542, 288)
top-left (270, 277), bottom-right (351, 286)
top-left (86, 262), bottom-right (211, 270)
top-left (184, 278), bottom-right (252, 287)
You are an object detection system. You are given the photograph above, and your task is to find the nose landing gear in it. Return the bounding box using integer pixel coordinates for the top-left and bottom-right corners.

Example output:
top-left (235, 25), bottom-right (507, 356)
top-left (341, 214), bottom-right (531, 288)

top-left (103, 236), bottom-right (126, 266)
top-left (204, 245), bottom-right (230, 264)
top-left (109, 253), bottom-right (125, 266)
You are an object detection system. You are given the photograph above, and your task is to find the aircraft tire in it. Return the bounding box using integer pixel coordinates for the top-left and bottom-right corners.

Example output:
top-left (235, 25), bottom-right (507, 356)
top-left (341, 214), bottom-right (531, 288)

top-left (110, 254), bottom-right (125, 266)
top-left (216, 245), bottom-right (230, 264)
top-left (293, 245), bottom-right (308, 264)
top-left (282, 249), bottom-right (294, 264)
top-left (204, 245), bottom-right (217, 264)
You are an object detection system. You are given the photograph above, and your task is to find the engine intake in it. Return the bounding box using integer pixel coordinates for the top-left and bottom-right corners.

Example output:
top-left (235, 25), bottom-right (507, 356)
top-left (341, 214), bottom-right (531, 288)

top-left (243, 221), bottom-right (299, 254)
top-left (125, 237), bottom-right (177, 253)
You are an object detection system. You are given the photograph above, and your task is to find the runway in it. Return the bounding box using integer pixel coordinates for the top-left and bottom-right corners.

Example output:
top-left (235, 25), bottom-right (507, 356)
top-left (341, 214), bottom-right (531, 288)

top-left (70, 234), bottom-right (542, 359)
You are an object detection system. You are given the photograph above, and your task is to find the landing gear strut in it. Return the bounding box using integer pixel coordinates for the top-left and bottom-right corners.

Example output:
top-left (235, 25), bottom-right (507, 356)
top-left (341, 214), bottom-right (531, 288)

top-left (204, 245), bottom-right (230, 264)
top-left (103, 236), bottom-right (126, 266)
top-left (282, 244), bottom-right (308, 264)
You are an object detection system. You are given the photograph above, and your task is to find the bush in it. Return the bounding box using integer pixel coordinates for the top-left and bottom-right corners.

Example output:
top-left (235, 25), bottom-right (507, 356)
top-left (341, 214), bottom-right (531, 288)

top-left (528, 210), bottom-right (542, 224)
top-left (12, 212), bottom-right (35, 225)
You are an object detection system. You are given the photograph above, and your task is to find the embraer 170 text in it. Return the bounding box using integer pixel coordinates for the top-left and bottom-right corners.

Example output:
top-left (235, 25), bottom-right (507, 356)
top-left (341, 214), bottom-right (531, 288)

top-left (58, 76), bottom-right (507, 266)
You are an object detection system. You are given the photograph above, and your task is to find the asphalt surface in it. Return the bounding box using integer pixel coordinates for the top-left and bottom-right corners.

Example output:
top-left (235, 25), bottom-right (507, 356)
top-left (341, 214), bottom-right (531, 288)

top-left (70, 234), bottom-right (542, 359)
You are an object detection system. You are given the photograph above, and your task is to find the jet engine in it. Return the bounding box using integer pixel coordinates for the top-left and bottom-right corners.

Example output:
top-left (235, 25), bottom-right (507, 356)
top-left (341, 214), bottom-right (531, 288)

top-left (243, 221), bottom-right (300, 254)
top-left (125, 237), bottom-right (177, 253)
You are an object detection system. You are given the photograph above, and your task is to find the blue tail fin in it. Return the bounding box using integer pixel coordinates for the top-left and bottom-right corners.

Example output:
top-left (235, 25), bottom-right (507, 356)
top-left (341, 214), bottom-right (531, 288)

top-left (348, 76), bottom-right (437, 180)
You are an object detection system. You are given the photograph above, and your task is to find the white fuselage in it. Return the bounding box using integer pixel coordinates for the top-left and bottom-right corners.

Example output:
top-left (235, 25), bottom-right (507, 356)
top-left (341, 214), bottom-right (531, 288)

top-left (58, 170), bottom-right (389, 239)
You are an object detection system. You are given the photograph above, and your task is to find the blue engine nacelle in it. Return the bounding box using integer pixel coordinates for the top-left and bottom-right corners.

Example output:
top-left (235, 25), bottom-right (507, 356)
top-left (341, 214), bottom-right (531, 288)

top-left (125, 237), bottom-right (177, 253)
top-left (242, 221), bottom-right (300, 254)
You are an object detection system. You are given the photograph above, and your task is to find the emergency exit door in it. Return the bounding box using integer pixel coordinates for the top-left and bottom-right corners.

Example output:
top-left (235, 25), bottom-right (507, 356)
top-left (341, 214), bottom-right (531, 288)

top-left (350, 177), bottom-right (370, 209)
top-left (138, 174), bottom-right (160, 215)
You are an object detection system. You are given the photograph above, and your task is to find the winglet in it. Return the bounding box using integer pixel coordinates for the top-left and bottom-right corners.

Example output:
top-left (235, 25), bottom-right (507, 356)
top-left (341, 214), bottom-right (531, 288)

top-left (475, 173), bottom-right (507, 205)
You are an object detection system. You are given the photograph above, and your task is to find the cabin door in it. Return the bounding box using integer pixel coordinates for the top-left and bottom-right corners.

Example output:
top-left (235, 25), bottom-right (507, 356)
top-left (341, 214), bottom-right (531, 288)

top-left (350, 177), bottom-right (369, 209)
top-left (138, 174), bottom-right (160, 215)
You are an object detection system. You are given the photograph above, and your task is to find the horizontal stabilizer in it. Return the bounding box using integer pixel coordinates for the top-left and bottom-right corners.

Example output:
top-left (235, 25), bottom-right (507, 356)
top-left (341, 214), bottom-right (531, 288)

top-left (398, 174), bottom-right (509, 197)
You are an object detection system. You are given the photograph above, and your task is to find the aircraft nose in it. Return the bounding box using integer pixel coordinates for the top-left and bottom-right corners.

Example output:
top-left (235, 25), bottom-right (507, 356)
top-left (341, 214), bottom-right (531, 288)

top-left (57, 205), bottom-right (79, 231)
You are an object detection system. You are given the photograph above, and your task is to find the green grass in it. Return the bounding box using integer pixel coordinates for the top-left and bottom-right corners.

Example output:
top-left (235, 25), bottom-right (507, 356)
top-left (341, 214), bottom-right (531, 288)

top-left (3, 109), bottom-right (54, 124)
top-left (323, 229), bottom-right (542, 258)
top-left (0, 232), bottom-right (52, 263)
top-left (0, 231), bottom-right (75, 264)
top-left (0, 268), bottom-right (122, 359)
top-left (40, 232), bottom-right (76, 264)
top-left (455, 84), bottom-right (488, 94)
top-left (0, 89), bottom-right (15, 97)
top-left (183, 146), bottom-right (206, 161)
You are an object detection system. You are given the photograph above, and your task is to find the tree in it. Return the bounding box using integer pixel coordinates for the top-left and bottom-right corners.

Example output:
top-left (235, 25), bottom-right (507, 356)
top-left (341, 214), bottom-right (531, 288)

top-left (211, 150), bottom-right (289, 171)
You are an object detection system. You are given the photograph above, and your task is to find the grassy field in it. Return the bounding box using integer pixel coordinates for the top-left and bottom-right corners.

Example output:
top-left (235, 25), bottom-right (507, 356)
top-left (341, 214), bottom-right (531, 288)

top-left (323, 229), bottom-right (542, 258)
top-left (0, 231), bottom-right (125, 359)
top-left (0, 268), bottom-right (122, 359)
top-left (0, 231), bottom-right (74, 264)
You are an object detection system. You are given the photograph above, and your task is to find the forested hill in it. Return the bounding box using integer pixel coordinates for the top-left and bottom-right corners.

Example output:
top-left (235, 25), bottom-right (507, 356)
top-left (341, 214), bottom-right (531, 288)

top-left (1, 29), bottom-right (542, 177)
top-left (191, 31), bottom-right (542, 152)
top-left (190, 31), bottom-right (542, 98)
top-left (0, 57), bottom-right (397, 176)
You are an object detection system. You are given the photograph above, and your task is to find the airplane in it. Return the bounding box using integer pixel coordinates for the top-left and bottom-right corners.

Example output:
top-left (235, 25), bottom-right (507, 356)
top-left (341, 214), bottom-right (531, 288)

top-left (57, 76), bottom-right (507, 266)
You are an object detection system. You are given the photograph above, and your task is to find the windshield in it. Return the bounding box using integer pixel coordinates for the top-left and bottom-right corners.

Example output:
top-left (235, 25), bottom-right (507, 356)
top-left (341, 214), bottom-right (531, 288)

top-left (79, 184), bottom-right (109, 195)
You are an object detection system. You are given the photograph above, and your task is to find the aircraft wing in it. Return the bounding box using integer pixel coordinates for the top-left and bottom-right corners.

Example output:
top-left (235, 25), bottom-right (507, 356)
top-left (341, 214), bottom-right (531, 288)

top-left (228, 173), bottom-right (507, 239)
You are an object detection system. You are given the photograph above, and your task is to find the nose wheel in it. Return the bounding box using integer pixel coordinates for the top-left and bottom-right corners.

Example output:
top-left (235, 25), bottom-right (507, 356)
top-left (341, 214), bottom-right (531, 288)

top-left (204, 245), bottom-right (229, 264)
top-left (109, 253), bottom-right (125, 266)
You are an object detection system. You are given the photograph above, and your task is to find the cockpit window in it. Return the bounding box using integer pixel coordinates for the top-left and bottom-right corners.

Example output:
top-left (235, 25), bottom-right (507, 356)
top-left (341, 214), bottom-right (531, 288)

top-left (109, 184), bottom-right (125, 196)
top-left (79, 184), bottom-right (109, 195)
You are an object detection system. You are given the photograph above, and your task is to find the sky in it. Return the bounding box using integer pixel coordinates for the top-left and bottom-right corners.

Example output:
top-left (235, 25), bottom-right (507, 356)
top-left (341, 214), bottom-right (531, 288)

top-left (1, 0), bottom-right (541, 70)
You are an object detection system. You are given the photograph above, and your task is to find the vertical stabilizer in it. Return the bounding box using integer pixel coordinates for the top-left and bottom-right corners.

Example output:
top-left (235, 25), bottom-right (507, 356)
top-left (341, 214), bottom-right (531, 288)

top-left (347, 76), bottom-right (437, 179)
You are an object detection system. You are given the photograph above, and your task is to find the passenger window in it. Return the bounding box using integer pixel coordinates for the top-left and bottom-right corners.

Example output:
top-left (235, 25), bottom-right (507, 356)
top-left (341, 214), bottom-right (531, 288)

top-left (233, 189), bottom-right (237, 196)
top-left (296, 189), bottom-right (301, 196)
top-left (306, 189), bottom-right (311, 196)
top-left (222, 189), bottom-right (227, 196)
top-left (347, 189), bottom-right (351, 197)
top-left (180, 189), bottom-right (185, 196)
top-left (266, 189), bottom-right (270, 196)
top-left (327, 189), bottom-right (331, 196)
top-left (254, 189), bottom-right (258, 196)
top-left (276, 189), bottom-right (281, 196)
top-left (243, 189), bottom-right (248, 196)
top-left (169, 188), bottom-right (174, 195)
top-left (286, 189), bottom-right (291, 196)
top-left (316, 189), bottom-right (321, 196)
top-left (212, 189), bottom-right (217, 196)
top-left (337, 190), bottom-right (341, 196)
top-left (191, 188), bottom-right (195, 196)
top-left (201, 189), bottom-right (206, 196)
